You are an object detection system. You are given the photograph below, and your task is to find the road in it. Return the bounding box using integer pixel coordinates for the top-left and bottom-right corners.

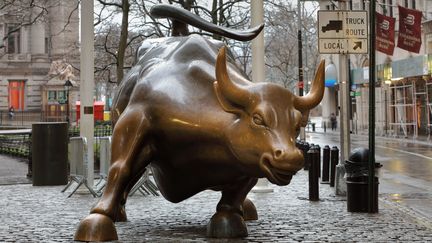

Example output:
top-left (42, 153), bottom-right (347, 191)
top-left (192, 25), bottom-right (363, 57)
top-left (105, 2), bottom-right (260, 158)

top-left (306, 130), bottom-right (432, 220)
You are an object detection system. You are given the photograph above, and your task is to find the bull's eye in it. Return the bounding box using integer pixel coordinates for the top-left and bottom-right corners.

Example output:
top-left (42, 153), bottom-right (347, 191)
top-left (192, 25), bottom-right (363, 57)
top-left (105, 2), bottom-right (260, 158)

top-left (252, 113), bottom-right (265, 126)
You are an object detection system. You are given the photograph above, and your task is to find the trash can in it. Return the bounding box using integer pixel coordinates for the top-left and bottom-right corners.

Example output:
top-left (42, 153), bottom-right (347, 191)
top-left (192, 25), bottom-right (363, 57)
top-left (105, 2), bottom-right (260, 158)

top-left (32, 122), bottom-right (68, 186)
top-left (344, 148), bottom-right (382, 212)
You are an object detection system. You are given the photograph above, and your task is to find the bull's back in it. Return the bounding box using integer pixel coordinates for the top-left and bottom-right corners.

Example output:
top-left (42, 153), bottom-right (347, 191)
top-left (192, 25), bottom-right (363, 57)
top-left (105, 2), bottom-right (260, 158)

top-left (112, 35), bottom-right (228, 123)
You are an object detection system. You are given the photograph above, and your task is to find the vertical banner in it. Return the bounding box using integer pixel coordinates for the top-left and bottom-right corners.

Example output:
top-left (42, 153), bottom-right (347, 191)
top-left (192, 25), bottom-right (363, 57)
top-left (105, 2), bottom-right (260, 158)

top-left (397, 5), bottom-right (422, 53)
top-left (376, 12), bottom-right (395, 55)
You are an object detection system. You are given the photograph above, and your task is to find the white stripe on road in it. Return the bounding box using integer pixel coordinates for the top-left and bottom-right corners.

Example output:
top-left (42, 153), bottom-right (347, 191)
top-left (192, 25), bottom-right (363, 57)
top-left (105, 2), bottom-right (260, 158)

top-left (376, 145), bottom-right (432, 160)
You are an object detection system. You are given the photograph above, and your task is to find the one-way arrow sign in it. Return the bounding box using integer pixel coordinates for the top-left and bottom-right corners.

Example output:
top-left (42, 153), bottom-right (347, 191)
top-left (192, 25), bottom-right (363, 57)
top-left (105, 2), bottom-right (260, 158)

top-left (353, 41), bottom-right (362, 50)
top-left (319, 39), bottom-right (367, 54)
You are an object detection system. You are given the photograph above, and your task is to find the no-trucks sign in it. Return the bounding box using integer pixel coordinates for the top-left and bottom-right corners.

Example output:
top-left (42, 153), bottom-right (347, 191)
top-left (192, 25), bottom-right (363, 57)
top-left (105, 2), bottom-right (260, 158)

top-left (318, 11), bottom-right (368, 54)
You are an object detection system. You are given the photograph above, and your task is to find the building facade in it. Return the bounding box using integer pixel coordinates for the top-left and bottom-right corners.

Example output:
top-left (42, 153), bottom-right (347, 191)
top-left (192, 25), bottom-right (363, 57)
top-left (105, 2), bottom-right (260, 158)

top-left (0, 0), bottom-right (79, 121)
top-left (320, 0), bottom-right (432, 138)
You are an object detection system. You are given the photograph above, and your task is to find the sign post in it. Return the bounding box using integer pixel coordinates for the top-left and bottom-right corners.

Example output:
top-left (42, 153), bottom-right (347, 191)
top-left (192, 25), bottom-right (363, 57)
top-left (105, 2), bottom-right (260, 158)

top-left (368, 0), bottom-right (378, 213)
top-left (318, 11), bottom-right (368, 54)
top-left (318, 9), bottom-right (368, 195)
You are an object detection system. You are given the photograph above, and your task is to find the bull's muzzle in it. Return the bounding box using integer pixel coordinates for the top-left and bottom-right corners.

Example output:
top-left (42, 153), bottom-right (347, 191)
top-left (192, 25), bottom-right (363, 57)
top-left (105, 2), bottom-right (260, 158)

top-left (259, 148), bottom-right (304, 186)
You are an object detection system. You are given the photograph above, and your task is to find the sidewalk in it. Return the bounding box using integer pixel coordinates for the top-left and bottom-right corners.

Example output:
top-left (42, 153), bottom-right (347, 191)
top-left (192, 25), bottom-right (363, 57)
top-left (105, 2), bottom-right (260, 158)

top-left (306, 123), bottom-right (431, 145)
top-left (0, 155), bottom-right (431, 241)
top-left (0, 154), bottom-right (31, 185)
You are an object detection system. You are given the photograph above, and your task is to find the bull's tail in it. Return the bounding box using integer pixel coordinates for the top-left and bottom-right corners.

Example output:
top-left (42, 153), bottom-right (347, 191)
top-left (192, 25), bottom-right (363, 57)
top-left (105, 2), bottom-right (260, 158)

top-left (150, 4), bottom-right (264, 41)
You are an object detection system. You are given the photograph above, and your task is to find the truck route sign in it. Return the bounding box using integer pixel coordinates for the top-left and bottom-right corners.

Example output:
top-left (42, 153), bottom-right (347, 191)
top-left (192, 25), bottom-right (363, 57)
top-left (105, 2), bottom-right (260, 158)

top-left (318, 11), bottom-right (368, 54)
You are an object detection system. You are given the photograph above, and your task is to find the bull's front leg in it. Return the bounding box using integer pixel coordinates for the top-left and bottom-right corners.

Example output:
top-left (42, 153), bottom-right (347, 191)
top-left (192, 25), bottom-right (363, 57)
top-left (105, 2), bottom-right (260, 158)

top-left (207, 177), bottom-right (258, 238)
top-left (74, 106), bottom-right (153, 242)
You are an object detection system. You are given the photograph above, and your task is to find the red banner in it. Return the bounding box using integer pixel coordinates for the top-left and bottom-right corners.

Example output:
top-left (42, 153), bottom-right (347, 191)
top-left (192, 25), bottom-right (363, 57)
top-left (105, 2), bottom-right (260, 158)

top-left (397, 5), bottom-right (422, 53)
top-left (376, 12), bottom-right (395, 55)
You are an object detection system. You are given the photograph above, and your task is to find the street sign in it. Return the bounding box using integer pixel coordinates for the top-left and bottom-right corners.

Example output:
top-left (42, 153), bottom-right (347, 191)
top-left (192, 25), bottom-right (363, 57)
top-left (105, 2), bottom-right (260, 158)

top-left (350, 91), bottom-right (361, 97)
top-left (318, 11), bottom-right (368, 54)
top-left (319, 38), bottom-right (367, 54)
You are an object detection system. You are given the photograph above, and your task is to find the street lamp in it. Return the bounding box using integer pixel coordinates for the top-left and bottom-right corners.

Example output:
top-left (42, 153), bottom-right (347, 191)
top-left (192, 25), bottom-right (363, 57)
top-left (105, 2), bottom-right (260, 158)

top-left (64, 79), bottom-right (73, 124)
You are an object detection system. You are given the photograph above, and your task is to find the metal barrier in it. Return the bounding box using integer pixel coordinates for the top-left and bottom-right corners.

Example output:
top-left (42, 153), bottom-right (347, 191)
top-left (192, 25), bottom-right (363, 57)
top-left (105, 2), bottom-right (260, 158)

top-left (95, 136), bottom-right (159, 197)
top-left (129, 169), bottom-right (160, 196)
top-left (94, 136), bottom-right (111, 193)
top-left (61, 137), bottom-right (99, 197)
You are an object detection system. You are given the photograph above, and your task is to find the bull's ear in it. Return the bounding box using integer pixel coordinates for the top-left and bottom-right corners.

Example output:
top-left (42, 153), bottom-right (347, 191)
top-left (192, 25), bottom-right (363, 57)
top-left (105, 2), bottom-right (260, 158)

top-left (214, 81), bottom-right (243, 114)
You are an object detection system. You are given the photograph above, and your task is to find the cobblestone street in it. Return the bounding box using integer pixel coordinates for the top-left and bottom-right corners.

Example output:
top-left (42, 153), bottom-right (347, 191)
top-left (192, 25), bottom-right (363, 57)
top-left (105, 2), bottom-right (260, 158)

top-left (1, 168), bottom-right (431, 242)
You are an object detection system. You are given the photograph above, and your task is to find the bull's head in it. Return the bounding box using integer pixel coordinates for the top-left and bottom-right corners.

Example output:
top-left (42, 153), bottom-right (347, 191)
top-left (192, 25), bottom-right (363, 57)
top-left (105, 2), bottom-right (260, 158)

top-left (213, 47), bottom-right (325, 185)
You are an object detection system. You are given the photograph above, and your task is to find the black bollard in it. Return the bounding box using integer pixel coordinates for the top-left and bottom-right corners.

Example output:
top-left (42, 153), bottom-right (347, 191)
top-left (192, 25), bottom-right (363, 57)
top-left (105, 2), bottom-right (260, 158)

top-left (321, 145), bottom-right (330, 183)
top-left (330, 146), bottom-right (339, 187)
top-left (315, 145), bottom-right (321, 178)
top-left (308, 147), bottom-right (319, 201)
top-left (303, 142), bottom-right (311, 170)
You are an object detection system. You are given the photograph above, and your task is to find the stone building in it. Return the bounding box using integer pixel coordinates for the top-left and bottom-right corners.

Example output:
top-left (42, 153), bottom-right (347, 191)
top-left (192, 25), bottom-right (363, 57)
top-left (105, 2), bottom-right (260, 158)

top-left (0, 0), bottom-right (79, 121)
top-left (320, 0), bottom-right (432, 138)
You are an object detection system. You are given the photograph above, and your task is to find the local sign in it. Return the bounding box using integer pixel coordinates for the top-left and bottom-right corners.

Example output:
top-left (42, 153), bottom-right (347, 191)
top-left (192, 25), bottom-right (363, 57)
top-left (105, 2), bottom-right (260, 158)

top-left (318, 11), bottom-right (368, 54)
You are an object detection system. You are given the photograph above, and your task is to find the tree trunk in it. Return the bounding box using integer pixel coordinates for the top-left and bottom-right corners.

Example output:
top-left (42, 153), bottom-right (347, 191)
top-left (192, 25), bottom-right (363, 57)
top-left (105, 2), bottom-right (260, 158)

top-left (211, 0), bottom-right (221, 40)
top-left (116, 0), bottom-right (129, 84)
top-left (171, 0), bottom-right (194, 36)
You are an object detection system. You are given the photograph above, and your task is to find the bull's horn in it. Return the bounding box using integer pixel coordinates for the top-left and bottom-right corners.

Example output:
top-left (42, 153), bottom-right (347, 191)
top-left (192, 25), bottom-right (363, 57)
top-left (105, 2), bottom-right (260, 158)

top-left (216, 47), bottom-right (250, 107)
top-left (294, 60), bottom-right (325, 111)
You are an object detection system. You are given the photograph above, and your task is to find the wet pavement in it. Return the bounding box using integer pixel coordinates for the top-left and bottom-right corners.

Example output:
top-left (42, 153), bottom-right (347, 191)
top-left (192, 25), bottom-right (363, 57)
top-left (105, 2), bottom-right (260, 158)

top-left (307, 129), bottom-right (432, 225)
top-left (0, 132), bottom-right (432, 242)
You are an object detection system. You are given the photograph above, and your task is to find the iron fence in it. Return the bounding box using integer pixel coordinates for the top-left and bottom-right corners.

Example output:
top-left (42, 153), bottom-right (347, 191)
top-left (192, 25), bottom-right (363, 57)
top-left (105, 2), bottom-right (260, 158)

top-left (0, 111), bottom-right (112, 175)
top-left (0, 110), bottom-right (78, 128)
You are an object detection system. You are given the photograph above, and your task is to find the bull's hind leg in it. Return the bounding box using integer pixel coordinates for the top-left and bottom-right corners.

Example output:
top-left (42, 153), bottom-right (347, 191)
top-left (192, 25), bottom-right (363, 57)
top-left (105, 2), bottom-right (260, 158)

top-left (207, 177), bottom-right (258, 238)
top-left (74, 106), bottom-right (153, 242)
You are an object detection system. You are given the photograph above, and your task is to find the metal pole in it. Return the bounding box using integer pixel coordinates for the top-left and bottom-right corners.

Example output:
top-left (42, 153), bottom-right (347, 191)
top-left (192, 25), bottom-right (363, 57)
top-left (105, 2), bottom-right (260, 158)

top-left (298, 0), bottom-right (306, 141)
top-left (335, 2), bottom-right (350, 196)
top-left (66, 88), bottom-right (70, 124)
top-left (251, 0), bottom-right (273, 193)
top-left (368, 0), bottom-right (377, 213)
top-left (80, 0), bottom-right (95, 188)
top-left (298, 0), bottom-right (303, 97)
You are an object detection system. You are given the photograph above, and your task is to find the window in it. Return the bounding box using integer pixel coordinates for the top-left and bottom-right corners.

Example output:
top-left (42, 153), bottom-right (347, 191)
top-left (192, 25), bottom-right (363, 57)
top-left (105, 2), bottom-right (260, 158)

top-left (8, 80), bottom-right (25, 110)
top-left (380, 0), bottom-right (386, 15)
top-left (57, 91), bottom-right (66, 103)
top-left (48, 91), bottom-right (57, 101)
top-left (411, 0), bottom-right (415, 9)
top-left (47, 90), bottom-right (67, 103)
top-left (349, 0), bottom-right (353, 10)
top-left (388, 0), bottom-right (393, 17)
top-left (6, 24), bottom-right (21, 54)
top-left (404, 0), bottom-right (408, 7)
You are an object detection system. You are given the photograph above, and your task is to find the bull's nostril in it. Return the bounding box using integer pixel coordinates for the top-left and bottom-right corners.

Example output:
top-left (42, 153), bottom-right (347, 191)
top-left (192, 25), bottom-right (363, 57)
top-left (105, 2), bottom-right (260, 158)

top-left (274, 149), bottom-right (283, 159)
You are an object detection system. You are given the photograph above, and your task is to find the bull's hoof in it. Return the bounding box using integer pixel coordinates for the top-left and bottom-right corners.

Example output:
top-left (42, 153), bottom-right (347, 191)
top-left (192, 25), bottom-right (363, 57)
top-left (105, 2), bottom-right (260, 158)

top-left (74, 213), bottom-right (118, 242)
top-left (242, 198), bottom-right (258, 221)
top-left (207, 211), bottom-right (248, 238)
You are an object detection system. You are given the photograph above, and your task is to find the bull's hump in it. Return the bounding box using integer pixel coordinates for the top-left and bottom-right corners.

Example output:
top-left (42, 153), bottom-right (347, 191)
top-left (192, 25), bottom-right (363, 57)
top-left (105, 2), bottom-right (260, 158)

top-left (172, 34), bottom-right (223, 63)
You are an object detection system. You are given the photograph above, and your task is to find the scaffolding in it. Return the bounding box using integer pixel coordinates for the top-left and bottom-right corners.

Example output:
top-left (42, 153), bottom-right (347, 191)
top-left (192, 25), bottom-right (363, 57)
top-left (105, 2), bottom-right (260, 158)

top-left (427, 81), bottom-right (432, 140)
top-left (389, 82), bottom-right (416, 138)
top-left (389, 77), bottom-right (432, 138)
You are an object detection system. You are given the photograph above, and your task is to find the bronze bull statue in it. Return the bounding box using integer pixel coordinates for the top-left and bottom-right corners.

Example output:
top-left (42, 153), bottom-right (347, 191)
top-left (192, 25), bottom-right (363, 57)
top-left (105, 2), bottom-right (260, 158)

top-left (75, 5), bottom-right (324, 241)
